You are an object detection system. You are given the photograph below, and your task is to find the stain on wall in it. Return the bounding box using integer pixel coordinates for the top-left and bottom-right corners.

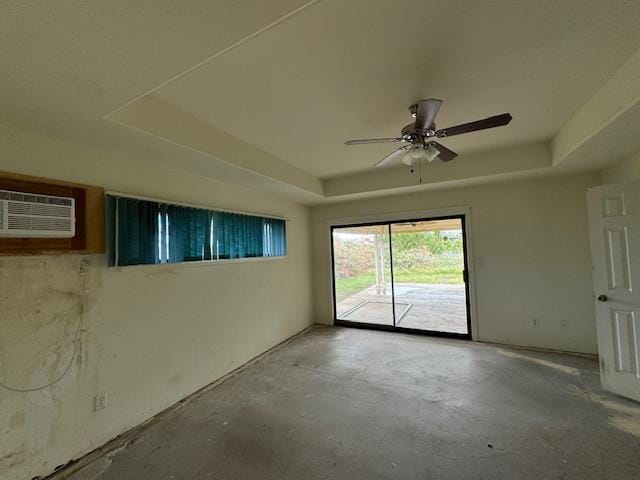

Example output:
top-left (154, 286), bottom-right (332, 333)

top-left (0, 255), bottom-right (88, 473)
top-left (0, 119), bottom-right (313, 480)
top-left (0, 240), bottom-right (312, 480)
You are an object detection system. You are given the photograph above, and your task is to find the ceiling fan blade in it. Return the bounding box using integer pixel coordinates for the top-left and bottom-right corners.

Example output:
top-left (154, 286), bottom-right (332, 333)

top-left (374, 146), bottom-right (409, 167)
top-left (345, 137), bottom-right (404, 145)
top-left (414, 99), bottom-right (443, 130)
top-left (432, 142), bottom-right (458, 162)
top-left (436, 113), bottom-right (512, 138)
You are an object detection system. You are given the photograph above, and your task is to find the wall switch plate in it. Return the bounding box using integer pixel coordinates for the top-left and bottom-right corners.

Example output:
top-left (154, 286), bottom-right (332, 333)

top-left (94, 392), bottom-right (108, 411)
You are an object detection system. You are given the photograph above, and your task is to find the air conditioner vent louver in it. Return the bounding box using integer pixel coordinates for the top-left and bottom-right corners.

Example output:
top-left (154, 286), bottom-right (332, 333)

top-left (7, 216), bottom-right (73, 231)
top-left (0, 190), bottom-right (75, 238)
top-left (7, 201), bottom-right (72, 218)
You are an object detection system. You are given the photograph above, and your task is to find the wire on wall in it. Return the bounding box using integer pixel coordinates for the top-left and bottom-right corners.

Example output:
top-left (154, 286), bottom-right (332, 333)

top-left (0, 258), bottom-right (90, 393)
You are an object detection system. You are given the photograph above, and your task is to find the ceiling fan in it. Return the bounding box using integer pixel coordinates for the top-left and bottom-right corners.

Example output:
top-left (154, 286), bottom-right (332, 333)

top-left (344, 99), bottom-right (512, 169)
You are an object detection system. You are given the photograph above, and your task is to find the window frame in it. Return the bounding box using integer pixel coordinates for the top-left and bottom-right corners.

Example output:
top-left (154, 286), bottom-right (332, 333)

top-left (106, 193), bottom-right (287, 268)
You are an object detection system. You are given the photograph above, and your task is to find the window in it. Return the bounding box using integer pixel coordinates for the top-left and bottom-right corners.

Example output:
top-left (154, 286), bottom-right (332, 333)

top-left (106, 195), bottom-right (286, 267)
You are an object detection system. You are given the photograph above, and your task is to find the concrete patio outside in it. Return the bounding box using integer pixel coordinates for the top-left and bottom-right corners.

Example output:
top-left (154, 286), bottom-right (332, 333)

top-left (336, 282), bottom-right (468, 334)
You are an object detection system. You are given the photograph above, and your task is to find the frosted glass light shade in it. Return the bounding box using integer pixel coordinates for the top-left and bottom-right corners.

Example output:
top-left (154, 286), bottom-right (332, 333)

top-left (401, 144), bottom-right (440, 165)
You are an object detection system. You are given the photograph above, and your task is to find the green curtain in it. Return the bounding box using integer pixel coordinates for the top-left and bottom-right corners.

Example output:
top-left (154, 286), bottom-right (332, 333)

top-left (106, 196), bottom-right (159, 266)
top-left (214, 212), bottom-right (264, 259)
top-left (166, 205), bottom-right (212, 262)
top-left (106, 196), bottom-right (116, 266)
top-left (264, 218), bottom-right (287, 256)
top-left (106, 195), bottom-right (285, 267)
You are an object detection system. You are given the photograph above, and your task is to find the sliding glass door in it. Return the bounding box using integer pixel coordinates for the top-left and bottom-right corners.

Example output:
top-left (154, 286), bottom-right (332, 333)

top-left (332, 224), bottom-right (394, 326)
top-left (331, 216), bottom-right (470, 338)
top-left (390, 218), bottom-right (468, 334)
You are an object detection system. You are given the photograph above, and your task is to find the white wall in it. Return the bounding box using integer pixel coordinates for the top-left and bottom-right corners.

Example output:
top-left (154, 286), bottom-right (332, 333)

top-left (0, 116), bottom-right (609, 479)
top-left (311, 172), bottom-right (602, 355)
top-left (602, 151), bottom-right (640, 184)
top-left (0, 121), bottom-right (314, 480)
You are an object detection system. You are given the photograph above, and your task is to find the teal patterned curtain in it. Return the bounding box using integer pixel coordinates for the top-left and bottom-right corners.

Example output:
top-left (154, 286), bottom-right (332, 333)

top-left (165, 205), bottom-right (212, 263)
top-left (106, 196), bottom-right (160, 266)
top-left (106, 195), bottom-right (285, 267)
top-left (263, 218), bottom-right (287, 257)
top-left (214, 212), bottom-right (264, 259)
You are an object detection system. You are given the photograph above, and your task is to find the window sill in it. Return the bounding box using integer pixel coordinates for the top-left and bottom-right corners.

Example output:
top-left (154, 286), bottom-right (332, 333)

top-left (110, 255), bottom-right (286, 272)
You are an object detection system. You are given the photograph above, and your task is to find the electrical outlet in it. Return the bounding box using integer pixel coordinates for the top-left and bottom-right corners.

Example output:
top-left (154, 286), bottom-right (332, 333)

top-left (94, 392), bottom-right (108, 411)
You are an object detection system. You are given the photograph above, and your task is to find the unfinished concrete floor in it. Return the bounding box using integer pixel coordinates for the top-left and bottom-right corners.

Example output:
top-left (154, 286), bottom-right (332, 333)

top-left (57, 326), bottom-right (640, 480)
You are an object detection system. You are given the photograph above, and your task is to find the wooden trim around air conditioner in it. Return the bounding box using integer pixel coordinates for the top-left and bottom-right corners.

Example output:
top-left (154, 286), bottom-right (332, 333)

top-left (0, 171), bottom-right (105, 255)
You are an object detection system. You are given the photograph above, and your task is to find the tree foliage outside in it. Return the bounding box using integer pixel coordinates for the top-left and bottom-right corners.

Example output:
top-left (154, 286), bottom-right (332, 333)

top-left (334, 231), bottom-right (464, 301)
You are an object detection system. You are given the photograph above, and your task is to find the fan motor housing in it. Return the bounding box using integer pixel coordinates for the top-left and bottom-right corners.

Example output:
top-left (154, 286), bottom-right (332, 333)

top-left (401, 122), bottom-right (435, 139)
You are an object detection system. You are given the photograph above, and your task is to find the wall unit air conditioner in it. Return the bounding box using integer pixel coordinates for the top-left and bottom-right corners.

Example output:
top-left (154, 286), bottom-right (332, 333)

top-left (0, 190), bottom-right (75, 238)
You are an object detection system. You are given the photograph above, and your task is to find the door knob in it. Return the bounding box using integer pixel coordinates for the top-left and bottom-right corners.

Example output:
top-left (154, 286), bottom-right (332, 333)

top-left (597, 294), bottom-right (608, 302)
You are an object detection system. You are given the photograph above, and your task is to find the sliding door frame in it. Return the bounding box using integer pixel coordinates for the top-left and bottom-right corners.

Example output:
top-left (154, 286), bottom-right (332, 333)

top-left (329, 210), bottom-right (475, 340)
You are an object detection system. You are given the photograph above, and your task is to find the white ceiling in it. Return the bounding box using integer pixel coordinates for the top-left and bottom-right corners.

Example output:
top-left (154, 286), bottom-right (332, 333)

top-left (154, 0), bottom-right (640, 178)
top-left (0, 0), bottom-right (326, 201)
top-left (2, 1), bottom-right (640, 203)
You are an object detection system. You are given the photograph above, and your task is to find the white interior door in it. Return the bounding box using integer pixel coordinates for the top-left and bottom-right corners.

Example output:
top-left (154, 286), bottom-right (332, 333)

top-left (587, 178), bottom-right (640, 402)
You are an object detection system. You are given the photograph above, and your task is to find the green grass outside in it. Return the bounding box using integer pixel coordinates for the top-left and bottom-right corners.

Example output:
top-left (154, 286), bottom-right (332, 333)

top-left (335, 267), bottom-right (463, 302)
top-left (335, 273), bottom-right (376, 302)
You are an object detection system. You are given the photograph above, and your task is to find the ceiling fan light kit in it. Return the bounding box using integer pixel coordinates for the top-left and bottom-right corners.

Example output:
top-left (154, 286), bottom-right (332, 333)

top-left (401, 144), bottom-right (439, 167)
top-left (344, 98), bottom-right (513, 178)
